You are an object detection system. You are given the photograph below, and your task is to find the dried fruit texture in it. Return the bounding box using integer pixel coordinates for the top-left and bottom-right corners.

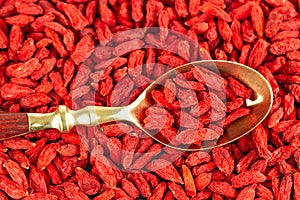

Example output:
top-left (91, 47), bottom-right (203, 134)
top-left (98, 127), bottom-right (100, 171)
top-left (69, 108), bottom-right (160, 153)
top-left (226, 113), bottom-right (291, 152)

top-left (241, 19), bottom-right (257, 43)
top-left (168, 182), bottom-right (189, 200)
top-left (294, 172), bottom-right (300, 200)
top-left (231, 171), bottom-right (266, 188)
top-left (93, 189), bottom-right (115, 200)
top-left (147, 159), bottom-right (183, 184)
top-left (6, 58), bottom-right (41, 78)
top-left (251, 5), bottom-right (264, 38)
top-left (20, 93), bottom-right (52, 108)
top-left (37, 143), bottom-right (59, 170)
top-left (199, 2), bottom-right (231, 22)
top-left (227, 77), bottom-right (252, 99)
top-left (127, 172), bottom-right (151, 197)
top-left (194, 173), bottom-right (211, 191)
top-left (44, 27), bottom-right (67, 58)
top-left (185, 151), bottom-right (211, 167)
top-left (268, 145), bottom-right (297, 166)
top-left (218, 19), bottom-right (232, 41)
top-left (209, 181), bottom-right (237, 198)
top-left (231, 19), bottom-right (243, 50)
top-left (75, 167), bottom-right (100, 195)
top-left (252, 125), bottom-right (271, 159)
top-left (270, 38), bottom-right (300, 56)
top-left (62, 3), bottom-right (88, 30)
top-left (0, 175), bottom-right (28, 199)
top-left (98, 0), bottom-right (116, 27)
top-left (28, 166), bottom-right (48, 193)
top-left (121, 178), bottom-right (139, 199)
top-left (3, 159), bottom-right (28, 189)
top-left (23, 193), bottom-right (58, 200)
top-left (256, 184), bottom-right (273, 200)
top-left (148, 182), bottom-right (166, 200)
top-left (9, 150), bottom-right (30, 169)
top-left (64, 182), bottom-right (89, 200)
top-left (182, 164), bottom-right (196, 197)
top-left (143, 106), bottom-right (174, 130)
top-left (265, 6), bottom-right (297, 38)
top-left (95, 155), bottom-right (117, 188)
top-left (71, 35), bottom-right (95, 65)
top-left (0, 29), bottom-right (8, 49)
top-left (143, 66), bottom-right (253, 147)
top-left (236, 150), bottom-right (257, 173)
top-left (0, 0), bottom-right (299, 199)
top-left (212, 147), bottom-right (234, 176)
top-left (278, 174), bottom-right (293, 199)
top-left (236, 184), bottom-right (256, 200)
top-left (247, 39), bottom-right (269, 69)
top-left (49, 71), bottom-right (68, 100)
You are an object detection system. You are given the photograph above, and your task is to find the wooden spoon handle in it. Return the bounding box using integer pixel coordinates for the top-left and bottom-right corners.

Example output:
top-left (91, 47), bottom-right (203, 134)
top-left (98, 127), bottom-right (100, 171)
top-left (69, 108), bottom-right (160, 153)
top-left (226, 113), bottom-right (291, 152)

top-left (0, 113), bottom-right (29, 139)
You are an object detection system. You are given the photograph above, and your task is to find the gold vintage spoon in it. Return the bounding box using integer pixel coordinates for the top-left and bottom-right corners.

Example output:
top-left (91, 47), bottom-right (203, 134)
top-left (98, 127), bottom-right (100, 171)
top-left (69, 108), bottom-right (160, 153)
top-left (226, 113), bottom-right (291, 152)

top-left (0, 60), bottom-right (273, 151)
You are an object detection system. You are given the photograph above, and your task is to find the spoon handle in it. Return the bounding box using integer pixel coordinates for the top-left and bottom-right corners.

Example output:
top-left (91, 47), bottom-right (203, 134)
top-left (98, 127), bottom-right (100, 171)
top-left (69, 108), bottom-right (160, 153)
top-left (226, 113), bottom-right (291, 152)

top-left (27, 105), bottom-right (130, 132)
top-left (0, 112), bottom-right (29, 140)
top-left (0, 105), bottom-right (129, 140)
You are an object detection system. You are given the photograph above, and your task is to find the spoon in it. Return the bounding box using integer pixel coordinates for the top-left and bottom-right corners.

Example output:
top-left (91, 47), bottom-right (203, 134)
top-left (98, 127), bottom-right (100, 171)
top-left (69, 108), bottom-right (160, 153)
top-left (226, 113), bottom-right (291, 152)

top-left (0, 60), bottom-right (273, 151)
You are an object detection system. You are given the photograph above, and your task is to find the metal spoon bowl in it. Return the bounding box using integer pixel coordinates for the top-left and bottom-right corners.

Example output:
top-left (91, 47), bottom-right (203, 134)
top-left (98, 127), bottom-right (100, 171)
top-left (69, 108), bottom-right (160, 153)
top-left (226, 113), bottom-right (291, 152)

top-left (13, 60), bottom-right (273, 150)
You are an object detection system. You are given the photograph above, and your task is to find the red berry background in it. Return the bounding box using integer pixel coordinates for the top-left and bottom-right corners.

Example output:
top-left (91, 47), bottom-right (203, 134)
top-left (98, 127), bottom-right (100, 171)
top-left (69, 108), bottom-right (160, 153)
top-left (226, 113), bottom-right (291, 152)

top-left (0, 0), bottom-right (299, 199)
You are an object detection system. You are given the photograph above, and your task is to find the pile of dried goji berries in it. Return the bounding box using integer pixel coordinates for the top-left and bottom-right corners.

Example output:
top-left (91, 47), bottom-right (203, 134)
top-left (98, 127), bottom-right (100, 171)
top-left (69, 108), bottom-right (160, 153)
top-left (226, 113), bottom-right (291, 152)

top-left (0, 0), bottom-right (300, 199)
top-left (142, 65), bottom-right (253, 149)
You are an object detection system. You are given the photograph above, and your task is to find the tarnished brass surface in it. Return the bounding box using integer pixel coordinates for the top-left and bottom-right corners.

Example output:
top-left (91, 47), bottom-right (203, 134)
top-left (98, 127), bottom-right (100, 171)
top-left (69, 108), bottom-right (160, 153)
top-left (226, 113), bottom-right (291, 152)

top-left (26, 60), bottom-right (273, 151)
